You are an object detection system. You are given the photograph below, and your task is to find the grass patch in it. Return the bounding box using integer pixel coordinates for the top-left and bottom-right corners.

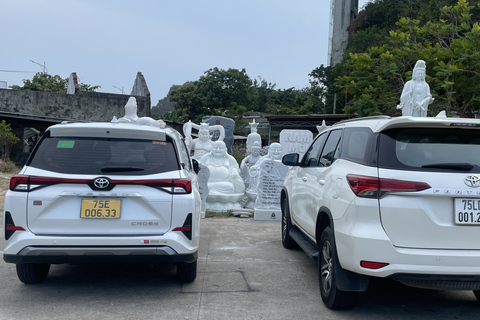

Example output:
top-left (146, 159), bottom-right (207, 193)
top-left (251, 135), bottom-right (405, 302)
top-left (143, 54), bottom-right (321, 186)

top-left (205, 210), bottom-right (234, 218)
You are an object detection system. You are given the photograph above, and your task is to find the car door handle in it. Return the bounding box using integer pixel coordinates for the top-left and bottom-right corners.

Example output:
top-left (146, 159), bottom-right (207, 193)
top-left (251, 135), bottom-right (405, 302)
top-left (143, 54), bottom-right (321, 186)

top-left (319, 179), bottom-right (326, 186)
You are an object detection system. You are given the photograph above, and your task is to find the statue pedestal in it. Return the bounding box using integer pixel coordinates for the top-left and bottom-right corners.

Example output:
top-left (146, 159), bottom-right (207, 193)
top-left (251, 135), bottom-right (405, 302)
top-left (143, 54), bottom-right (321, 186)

top-left (254, 208), bottom-right (281, 221)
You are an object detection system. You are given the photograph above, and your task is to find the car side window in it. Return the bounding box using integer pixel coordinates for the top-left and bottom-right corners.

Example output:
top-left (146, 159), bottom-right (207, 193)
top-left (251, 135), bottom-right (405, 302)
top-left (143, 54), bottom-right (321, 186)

top-left (301, 132), bottom-right (327, 167)
top-left (319, 130), bottom-right (342, 167)
top-left (341, 128), bottom-right (373, 164)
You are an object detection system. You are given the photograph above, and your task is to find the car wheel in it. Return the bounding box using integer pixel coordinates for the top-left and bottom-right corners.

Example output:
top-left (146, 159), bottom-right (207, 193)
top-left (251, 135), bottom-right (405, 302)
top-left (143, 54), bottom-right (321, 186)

top-left (16, 263), bottom-right (50, 284)
top-left (319, 226), bottom-right (358, 310)
top-left (281, 197), bottom-right (297, 249)
top-left (177, 261), bottom-right (197, 282)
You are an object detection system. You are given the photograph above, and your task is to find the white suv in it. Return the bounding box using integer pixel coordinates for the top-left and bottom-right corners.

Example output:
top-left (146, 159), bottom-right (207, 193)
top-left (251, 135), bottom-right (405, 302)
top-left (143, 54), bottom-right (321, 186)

top-left (281, 115), bottom-right (480, 309)
top-left (3, 117), bottom-right (201, 284)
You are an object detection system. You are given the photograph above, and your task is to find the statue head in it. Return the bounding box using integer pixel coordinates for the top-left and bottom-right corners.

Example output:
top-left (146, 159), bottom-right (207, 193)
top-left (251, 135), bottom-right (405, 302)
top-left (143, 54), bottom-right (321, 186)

top-left (412, 60), bottom-right (426, 81)
top-left (251, 141), bottom-right (261, 156)
top-left (198, 123), bottom-right (211, 142)
top-left (268, 143), bottom-right (283, 160)
top-left (212, 141), bottom-right (227, 158)
top-left (262, 160), bottom-right (274, 173)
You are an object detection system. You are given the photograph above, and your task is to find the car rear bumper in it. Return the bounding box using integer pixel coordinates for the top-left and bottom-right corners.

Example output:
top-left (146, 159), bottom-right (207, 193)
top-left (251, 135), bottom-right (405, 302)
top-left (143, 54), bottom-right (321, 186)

top-left (335, 222), bottom-right (480, 279)
top-left (4, 246), bottom-right (197, 264)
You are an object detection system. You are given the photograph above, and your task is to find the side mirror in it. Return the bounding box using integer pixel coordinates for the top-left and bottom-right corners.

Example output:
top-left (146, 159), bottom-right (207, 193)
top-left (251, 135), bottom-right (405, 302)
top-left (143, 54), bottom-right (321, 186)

top-left (282, 153), bottom-right (299, 166)
top-left (192, 158), bottom-right (200, 174)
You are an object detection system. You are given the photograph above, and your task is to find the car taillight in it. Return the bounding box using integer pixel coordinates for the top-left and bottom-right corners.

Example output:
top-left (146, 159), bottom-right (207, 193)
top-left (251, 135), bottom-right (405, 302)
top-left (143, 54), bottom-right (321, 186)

top-left (9, 175), bottom-right (192, 194)
top-left (133, 179), bottom-right (192, 194)
top-left (9, 175), bottom-right (91, 192)
top-left (346, 174), bottom-right (431, 199)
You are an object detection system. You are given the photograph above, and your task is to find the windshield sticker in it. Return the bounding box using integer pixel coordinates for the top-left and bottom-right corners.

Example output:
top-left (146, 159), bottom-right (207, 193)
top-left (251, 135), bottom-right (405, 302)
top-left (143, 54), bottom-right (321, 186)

top-left (153, 141), bottom-right (167, 145)
top-left (57, 141), bottom-right (75, 148)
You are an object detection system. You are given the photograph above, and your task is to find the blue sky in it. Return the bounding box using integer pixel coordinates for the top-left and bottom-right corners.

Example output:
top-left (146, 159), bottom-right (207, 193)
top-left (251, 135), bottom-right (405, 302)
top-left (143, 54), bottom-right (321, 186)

top-left (0, 0), bottom-right (370, 105)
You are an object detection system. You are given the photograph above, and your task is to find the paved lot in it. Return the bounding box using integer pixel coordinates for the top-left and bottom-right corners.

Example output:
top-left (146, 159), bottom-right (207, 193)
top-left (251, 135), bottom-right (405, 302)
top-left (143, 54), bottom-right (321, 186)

top-left (1, 215), bottom-right (479, 319)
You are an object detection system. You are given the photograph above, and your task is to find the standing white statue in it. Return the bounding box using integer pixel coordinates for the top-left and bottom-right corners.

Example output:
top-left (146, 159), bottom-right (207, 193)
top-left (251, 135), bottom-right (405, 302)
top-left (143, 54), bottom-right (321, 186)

top-left (397, 60), bottom-right (434, 117)
top-left (240, 141), bottom-right (262, 188)
top-left (199, 141), bottom-right (245, 211)
top-left (246, 119), bottom-right (262, 154)
top-left (183, 121), bottom-right (225, 159)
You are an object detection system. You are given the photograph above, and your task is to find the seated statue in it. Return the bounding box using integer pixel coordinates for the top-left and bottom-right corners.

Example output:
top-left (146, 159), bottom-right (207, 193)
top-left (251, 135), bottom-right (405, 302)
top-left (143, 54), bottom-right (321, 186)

top-left (199, 141), bottom-right (245, 212)
top-left (183, 121), bottom-right (225, 160)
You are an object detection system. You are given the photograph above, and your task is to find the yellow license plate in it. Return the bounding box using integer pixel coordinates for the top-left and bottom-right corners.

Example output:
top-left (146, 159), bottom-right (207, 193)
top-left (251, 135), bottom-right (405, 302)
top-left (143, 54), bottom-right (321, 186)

top-left (80, 199), bottom-right (121, 219)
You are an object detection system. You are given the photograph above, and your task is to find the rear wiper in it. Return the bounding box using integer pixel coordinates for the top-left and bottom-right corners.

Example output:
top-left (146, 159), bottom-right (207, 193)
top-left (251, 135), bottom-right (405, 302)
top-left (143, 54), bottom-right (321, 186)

top-left (101, 166), bottom-right (145, 172)
top-left (421, 163), bottom-right (474, 171)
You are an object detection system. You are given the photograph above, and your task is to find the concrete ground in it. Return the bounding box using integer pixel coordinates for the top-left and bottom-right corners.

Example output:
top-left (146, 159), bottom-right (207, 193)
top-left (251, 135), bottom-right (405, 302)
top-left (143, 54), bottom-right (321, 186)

top-left (1, 200), bottom-right (478, 319)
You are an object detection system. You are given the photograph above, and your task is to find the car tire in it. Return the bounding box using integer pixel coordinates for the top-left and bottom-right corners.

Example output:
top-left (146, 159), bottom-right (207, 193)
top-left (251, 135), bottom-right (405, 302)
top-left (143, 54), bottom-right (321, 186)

top-left (281, 197), bottom-right (297, 249)
top-left (319, 226), bottom-right (358, 310)
top-left (177, 261), bottom-right (197, 282)
top-left (16, 263), bottom-right (50, 284)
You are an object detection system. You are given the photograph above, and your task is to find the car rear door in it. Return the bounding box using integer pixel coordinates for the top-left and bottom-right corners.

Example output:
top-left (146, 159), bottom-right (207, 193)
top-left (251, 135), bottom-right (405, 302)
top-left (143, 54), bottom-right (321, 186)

top-left (378, 126), bottom-right (480, 250)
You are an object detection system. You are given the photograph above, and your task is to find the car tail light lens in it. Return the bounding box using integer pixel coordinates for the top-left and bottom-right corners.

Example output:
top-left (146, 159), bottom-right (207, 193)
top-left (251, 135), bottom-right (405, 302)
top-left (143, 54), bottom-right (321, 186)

top-left (346, 174), bottom-right (431, 199)
top-left (9, 175), bottom-right (91, 192)
top-left (10, 175), bottom-right (192, 194)
top-left (132, 179), bottom-right (192, 194)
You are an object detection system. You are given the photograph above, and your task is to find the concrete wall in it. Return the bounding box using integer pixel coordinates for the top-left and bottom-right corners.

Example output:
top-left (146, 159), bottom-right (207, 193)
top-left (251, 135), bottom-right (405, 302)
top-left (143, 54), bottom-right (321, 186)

top-left (0, 86), bottom-right (151, 165)
top-left (0, 89), bottom-right (150, 123)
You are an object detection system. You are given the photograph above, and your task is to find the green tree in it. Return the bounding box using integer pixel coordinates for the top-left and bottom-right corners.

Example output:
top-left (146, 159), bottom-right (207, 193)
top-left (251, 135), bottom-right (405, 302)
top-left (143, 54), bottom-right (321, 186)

top-left (0, 120), bottom-right (20, 161)
top-left (335, 0), bottom-right (480, 117)
top-left (167, 82), bottom-right (203, 122)
top-left (196, 67), bottom-right (253, 114)
top-left (10, 73), bottom-right (100, 93)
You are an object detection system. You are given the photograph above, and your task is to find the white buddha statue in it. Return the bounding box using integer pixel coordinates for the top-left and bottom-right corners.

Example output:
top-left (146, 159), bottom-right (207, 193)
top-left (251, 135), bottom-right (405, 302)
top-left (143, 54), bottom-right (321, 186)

top-left (199, 141), bottom-right (245, 211)
top-left (183, 121), bottom-right (225, 160)
top-left (397, 60), bottom-right (434, 117)
top-left (246, 119), bottom-right (262, 154)
top-left (240, 141), bottom-right (262, 189)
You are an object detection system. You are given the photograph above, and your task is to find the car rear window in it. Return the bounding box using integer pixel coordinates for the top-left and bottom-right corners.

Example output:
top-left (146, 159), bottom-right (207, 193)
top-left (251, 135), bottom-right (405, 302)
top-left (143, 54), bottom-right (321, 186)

top-left (28, 137), bottom-right (180, 175)
top-left (378, 128), bottom-right (480, 172)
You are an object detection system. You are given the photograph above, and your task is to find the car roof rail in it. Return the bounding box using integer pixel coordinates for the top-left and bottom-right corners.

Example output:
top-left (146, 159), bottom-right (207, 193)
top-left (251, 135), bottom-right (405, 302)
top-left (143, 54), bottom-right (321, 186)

top-left (334, 115), bottom-right (392, 126)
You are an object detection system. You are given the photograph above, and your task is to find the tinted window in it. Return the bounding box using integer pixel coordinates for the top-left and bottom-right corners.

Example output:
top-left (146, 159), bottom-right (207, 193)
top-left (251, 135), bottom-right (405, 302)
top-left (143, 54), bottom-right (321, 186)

top-left (379, 128), bottom-right (480, 172)
top-left (319, 130), bottom-right (342, 167)
top-left (29, 137), bottom-right (180, 175)
top-left (301, 132), bottom-right (328, 167)
top-left (341, 127), bottom-right (374, 164)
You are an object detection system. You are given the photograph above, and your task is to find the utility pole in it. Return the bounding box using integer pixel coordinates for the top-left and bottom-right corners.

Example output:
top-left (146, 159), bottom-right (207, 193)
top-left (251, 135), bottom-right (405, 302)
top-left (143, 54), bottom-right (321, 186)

top-left (29, 60), bottom-right (48, 74)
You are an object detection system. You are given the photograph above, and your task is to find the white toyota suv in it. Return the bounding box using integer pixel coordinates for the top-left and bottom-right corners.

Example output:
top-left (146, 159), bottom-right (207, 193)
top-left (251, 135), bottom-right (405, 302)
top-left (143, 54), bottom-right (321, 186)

top-left (281, 115), bottom-right (480, 309)
top-left (3, 114), bottom-right (201, 284)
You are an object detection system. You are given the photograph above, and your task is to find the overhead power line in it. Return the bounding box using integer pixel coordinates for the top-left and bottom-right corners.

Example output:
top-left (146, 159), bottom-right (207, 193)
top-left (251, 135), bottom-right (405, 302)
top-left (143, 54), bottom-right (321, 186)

top-left (0, 69), bottom-right (36, 73)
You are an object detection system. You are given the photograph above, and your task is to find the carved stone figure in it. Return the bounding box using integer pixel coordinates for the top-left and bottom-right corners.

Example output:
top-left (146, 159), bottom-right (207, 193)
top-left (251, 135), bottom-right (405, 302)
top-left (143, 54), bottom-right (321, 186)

top-left (240, 141), bottom-right (262, 189)
top-left (183, 121), bottom-right (225, 160)
top-left (246, 119), bottom-right (262, 154)
top-left (397, 60), bottom-right (434, 117)
top-left (199, 141), bottom-right (245, 211)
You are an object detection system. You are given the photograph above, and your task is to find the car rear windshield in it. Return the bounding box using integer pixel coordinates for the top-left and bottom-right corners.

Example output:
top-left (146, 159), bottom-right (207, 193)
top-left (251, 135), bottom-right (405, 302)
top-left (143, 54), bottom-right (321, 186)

top-left (378, 127), bottom-right (480, 172)
top-left (28, 137), bottom-right (180, 175)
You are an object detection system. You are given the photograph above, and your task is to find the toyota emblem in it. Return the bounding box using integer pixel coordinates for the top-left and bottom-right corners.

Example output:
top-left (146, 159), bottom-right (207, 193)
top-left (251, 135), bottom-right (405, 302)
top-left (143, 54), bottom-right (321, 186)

top-left (464, 175), bottom-right (480, 187)
top-left (93, 177), bottom-right (110, 189)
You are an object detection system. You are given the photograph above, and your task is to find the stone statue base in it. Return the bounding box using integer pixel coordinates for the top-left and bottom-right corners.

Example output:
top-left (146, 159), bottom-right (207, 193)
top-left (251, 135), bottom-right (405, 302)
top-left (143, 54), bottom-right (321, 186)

top-left (254, 208), bottom-right (281, 221)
